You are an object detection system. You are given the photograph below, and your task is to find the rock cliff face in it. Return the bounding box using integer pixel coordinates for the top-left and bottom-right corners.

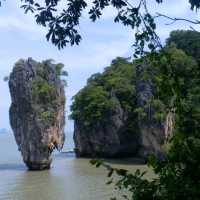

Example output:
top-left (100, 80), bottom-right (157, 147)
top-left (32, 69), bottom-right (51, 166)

top-left (9, 58), bottom-right (65, 170)
top-left (74, 96), bottom-right (139, 157)
top-left (72, 58), bottom-right (166, 160)
top-left (136, 64), bottom-right (165, 160)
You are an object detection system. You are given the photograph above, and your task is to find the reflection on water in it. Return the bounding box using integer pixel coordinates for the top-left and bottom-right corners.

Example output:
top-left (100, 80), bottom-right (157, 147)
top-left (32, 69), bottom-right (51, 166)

top-left (0, 134), bottom-right (152, 200)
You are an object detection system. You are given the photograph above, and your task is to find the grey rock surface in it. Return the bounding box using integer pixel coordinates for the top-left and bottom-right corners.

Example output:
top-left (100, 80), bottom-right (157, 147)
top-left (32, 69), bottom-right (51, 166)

top-left (74, 96), bottom-right (139, 157)
top-left (9, 58), bottom-right (65, 170)
top-left (136, 64), bottom-right (165, 160)
top-left (73, 63), bottom-right (165, 160)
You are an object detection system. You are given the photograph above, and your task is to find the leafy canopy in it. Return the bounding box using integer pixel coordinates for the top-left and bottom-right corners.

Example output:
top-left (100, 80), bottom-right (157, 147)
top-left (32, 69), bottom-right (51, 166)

top-left (70, 57), bottom-right (136, 129)
top-left (167, 30), bottom-right (200, 63)
top-left (1, 1), bottom-right (200, 56)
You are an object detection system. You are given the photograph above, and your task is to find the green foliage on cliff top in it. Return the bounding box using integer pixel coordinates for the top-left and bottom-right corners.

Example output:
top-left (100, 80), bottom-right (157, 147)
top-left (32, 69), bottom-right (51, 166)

top-left (32, 78), bottom-right (56, 104)
top-left (71, 85), bottom-right (117, 127)
top-left (70, 57), bottom-right (136, 128)
top-left (167, 30), bottom-right (200, 63)
top-left (13, 58), bottom-right (63, 124)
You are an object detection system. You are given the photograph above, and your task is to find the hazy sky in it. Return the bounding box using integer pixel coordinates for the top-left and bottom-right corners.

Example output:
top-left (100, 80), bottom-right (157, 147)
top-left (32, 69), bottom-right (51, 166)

top-left (0, 0), bottom-right (200, 130)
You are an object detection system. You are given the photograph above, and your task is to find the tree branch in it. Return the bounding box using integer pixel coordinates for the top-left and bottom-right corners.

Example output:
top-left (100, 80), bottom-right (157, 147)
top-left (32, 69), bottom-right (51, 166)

top-left (155, 12), bottom-right (200, 25)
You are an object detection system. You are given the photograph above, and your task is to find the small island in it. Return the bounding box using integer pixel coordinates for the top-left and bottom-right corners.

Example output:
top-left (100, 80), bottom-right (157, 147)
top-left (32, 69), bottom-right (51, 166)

top-left (9, 58), bottom-right (66, 170)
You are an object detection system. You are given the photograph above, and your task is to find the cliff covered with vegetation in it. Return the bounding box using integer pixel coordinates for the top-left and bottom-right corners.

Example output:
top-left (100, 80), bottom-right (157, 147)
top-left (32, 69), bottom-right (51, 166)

top-left (71, 58), bottom-right (148, 157)
top-left (9, 58), bottom-right (67, 170)
top-left (70, 58), bottom-right (166, 158)
top-left (71, 30), bottom-right (200, 160)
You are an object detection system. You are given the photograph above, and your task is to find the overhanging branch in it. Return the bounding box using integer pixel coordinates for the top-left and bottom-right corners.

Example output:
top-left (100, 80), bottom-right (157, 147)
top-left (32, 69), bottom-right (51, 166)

top-left (155, 12), bottom-right (200, 25)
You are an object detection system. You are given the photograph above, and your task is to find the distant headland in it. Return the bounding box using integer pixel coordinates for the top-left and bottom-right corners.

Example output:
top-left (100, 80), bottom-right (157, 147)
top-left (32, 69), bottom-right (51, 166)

top-left (0, 128), bottom-right (10, 134)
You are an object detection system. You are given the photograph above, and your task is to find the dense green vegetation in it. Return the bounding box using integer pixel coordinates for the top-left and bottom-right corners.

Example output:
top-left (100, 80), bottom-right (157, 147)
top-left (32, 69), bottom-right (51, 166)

top-left (167, 30), bottom-right (200, 63)
top-left (71, 57), bottom-right (137, 129)
top-left (90, 30), bottom-right (200, 200)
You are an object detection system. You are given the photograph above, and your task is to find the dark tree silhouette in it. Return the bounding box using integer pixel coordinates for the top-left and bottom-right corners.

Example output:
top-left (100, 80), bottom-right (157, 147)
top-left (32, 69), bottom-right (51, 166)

top-left (1, 0), bottom-right (200, 56)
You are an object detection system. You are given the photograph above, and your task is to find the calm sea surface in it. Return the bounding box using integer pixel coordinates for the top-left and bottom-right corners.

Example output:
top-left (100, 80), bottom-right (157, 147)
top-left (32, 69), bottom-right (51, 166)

top-left (0, 133), bottom-right (153, 200)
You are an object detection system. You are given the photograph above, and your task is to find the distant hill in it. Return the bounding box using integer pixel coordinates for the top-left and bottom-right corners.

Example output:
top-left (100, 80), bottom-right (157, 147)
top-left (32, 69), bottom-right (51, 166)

top-left (0, 128), bottom-right (10, 134)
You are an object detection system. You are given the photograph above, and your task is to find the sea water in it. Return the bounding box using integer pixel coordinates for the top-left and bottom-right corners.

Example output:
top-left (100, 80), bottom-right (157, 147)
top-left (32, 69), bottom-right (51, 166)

top-left (0, 133), bottom-right (152, 200)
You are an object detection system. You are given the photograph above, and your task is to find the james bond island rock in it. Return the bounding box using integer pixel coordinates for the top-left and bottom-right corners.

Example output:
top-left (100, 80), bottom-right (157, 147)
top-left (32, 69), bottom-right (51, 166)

top-left (71, 57), bottom-right (166, 160)
top-left (9, 58), bottom-right (66, 170)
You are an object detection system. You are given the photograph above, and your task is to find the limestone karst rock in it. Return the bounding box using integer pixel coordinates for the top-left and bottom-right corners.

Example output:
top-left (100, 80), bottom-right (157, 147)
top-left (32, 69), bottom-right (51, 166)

top-left (74, 95), bottom-right (139, 157)
top-left (71, 58), bottom-right (166, 160)
top-left (136, 64), bottom-right (165, 160)
top-left (9, 58), bottom-right (65, 170)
